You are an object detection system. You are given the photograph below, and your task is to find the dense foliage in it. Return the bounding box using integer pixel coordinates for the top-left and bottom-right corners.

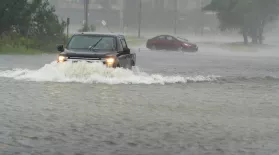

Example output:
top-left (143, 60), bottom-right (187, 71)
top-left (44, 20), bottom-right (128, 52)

top-left (0, 0), bottom-right (66, 52)
top-left (203, 0), bottom-right (279, 44)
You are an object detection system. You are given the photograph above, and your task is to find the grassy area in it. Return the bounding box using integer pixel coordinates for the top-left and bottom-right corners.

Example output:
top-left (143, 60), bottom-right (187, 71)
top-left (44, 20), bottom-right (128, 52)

top-left (220, 42), bottom-right (275, 52)
top-left (0, 44), bottom-right (45, 54)
top-left (198, 41), bottom-right (275, 52)
top-left (126, 36), bottom-right (146, 46)
top-left (0, 34), bottom-right (146, 55)
top-left (126, 39), bottom-right (146, 46)
top-left (1, 39), bottom-right (273, 55)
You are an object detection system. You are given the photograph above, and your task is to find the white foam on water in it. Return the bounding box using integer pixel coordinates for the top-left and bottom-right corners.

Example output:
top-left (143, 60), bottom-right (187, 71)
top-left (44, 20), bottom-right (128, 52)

top-left (0, 61), bottom-right (220, 85)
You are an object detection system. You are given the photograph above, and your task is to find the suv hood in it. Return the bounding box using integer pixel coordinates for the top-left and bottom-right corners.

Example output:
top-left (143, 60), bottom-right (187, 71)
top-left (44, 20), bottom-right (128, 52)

top-left (61, 49), bottom-right (117, 59)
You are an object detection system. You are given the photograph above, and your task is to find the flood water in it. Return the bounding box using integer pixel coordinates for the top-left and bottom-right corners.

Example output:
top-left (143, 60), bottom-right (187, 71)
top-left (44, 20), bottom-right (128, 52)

top-left (1, 38), bottom-right (279, 155)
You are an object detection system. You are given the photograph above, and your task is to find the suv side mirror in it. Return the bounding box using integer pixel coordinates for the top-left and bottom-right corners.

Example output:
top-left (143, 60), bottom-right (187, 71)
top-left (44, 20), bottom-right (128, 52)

top-left (57, 45), bottom-right (64, 52)
top-left (123, 47), bottom-right (130, 54)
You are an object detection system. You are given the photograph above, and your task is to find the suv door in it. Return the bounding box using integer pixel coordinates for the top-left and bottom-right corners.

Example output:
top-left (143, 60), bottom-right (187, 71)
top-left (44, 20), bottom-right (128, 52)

top-left (118, 38), bottom-right (129, 67)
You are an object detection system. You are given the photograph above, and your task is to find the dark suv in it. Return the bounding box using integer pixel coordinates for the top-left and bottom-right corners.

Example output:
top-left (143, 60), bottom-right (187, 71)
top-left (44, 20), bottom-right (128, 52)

top-left (56, 32), bottom-right (136, 69)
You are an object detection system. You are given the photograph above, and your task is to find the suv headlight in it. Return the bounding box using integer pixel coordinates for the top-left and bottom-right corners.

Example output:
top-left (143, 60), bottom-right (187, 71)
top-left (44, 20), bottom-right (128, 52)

top-left (105, 57), bottom-right (115, 66)
top-left (106, 58), bottom-right (115, 63)
top-left (57, 55), bottom-right (67, 62)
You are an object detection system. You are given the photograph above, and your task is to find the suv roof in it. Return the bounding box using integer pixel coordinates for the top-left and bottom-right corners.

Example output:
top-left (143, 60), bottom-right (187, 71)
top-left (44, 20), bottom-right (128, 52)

top-left (75, 32), bottom-right (125, 37)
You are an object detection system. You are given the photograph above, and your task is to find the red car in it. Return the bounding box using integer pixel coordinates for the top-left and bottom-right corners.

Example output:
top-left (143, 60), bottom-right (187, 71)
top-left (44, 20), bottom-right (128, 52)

top-left (146, 35), bottom-right (198, 52)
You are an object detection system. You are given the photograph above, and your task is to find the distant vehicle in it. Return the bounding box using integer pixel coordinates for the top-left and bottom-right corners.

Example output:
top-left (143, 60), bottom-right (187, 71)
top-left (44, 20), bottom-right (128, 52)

top-left (56, 32), bottom-right (136, 69)
top-left (146, 35), bottom-right (198, 52)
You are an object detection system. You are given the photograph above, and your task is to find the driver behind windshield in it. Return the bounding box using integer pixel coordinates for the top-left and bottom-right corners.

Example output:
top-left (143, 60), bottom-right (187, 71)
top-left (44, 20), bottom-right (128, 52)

top-left (103, 38), bottom-right (115, 50)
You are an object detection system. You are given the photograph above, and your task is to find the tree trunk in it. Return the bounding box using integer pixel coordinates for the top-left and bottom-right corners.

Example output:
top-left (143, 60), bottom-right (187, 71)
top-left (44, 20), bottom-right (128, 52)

top-left (251, 36), bottom-right (258, 44)
top-left (258, 28), bottom-right (263, 44)
top-left (258, 22), bottom-right (265, 44)
top-left (242, 28), bottom-right (248, 45)
top-left (250, 28), bottom-right (258, 44)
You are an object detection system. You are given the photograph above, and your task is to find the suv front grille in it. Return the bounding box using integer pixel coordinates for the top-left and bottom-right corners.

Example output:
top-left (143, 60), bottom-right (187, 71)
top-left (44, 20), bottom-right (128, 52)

top-left (69, 57), bottom-right (101, 60)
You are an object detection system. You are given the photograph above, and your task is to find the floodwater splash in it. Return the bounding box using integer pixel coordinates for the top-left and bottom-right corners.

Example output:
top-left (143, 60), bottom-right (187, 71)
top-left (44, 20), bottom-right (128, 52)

top-left (0, 61), bottom-right (219, 84)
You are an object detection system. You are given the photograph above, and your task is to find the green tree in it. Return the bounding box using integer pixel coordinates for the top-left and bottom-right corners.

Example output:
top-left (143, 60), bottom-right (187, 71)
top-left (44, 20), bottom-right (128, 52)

top-left (0, 0), bottom-right (66, 51)
top-left (203, 0), bottom-right (279, 44)
top-left (0, 0), bottom-right (29, 35)
top-left (28, 0), bottom-right (66, 49)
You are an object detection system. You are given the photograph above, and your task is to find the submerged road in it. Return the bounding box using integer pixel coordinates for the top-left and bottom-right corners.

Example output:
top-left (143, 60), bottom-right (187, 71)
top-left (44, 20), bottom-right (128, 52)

top-left (1, 41), bottom-right (279, 155)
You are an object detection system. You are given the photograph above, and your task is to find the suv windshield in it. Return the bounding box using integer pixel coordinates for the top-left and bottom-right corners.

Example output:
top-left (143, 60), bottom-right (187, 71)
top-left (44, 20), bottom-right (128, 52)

top-left (67, 35), bottom-right (116, 51)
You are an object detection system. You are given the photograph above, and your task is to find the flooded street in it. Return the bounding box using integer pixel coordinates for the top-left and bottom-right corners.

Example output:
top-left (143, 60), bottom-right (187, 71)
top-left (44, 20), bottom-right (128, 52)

top-left (1, 42), bottom-right (279, 155)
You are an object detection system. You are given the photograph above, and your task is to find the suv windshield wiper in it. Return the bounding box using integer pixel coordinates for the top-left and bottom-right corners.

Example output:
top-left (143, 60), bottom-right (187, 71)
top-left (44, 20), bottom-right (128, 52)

top-left (89, 38), bottom-right (103, 51)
